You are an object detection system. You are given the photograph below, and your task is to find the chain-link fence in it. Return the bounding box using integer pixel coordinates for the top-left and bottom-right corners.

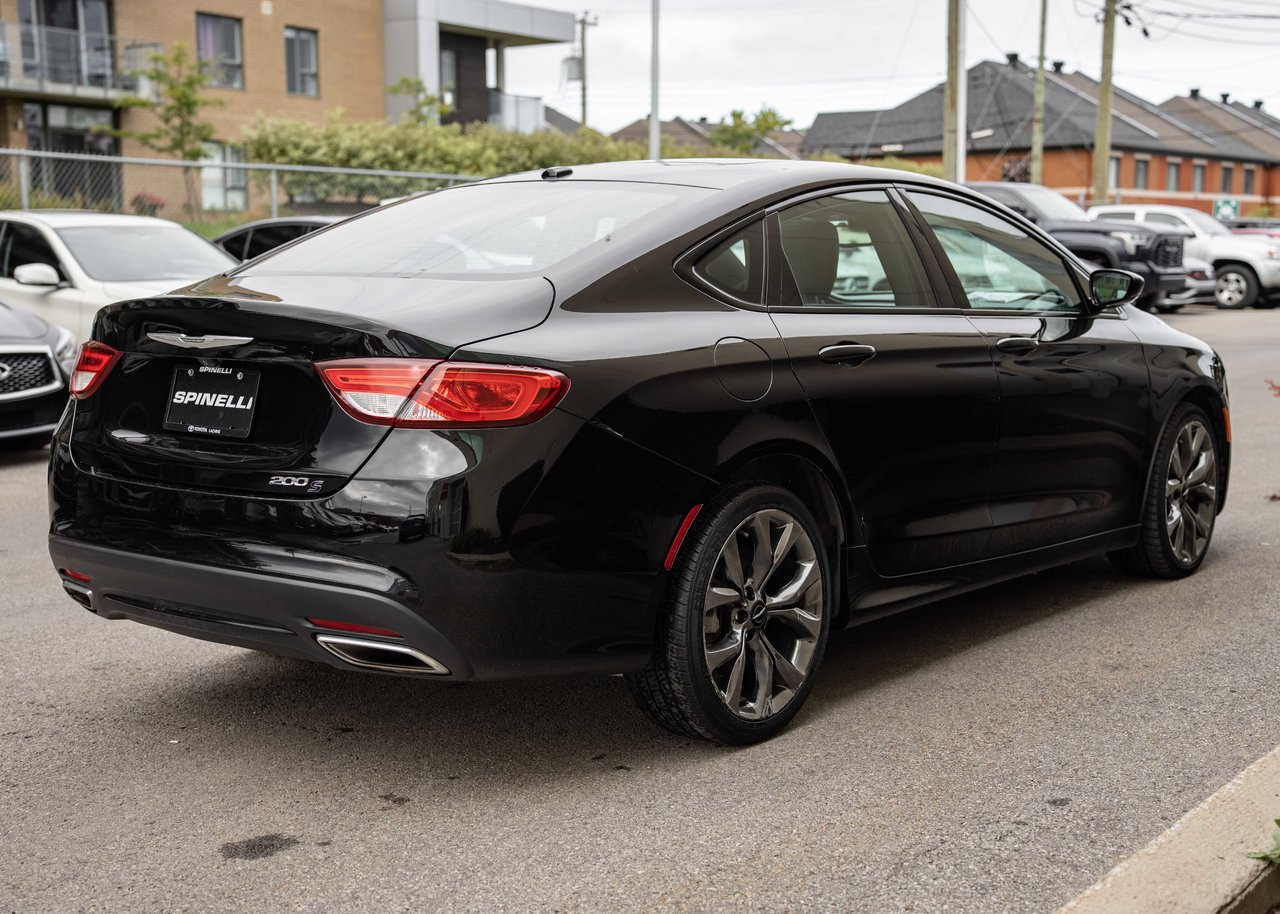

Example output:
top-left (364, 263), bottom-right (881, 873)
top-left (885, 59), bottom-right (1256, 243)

top-left (0, 148), bottom-right (477, 236)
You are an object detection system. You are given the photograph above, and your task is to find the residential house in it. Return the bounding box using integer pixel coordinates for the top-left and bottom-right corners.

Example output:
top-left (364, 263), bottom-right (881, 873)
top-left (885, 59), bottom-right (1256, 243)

top-left (611, 116), bottom-right (801, 159)
top-left (803, 54), bottom-right (1277, 215)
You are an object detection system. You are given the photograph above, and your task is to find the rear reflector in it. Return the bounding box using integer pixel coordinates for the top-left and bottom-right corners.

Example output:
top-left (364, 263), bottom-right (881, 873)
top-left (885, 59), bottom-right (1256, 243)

top-left (69, 341), bottom-right (121, 399)
top-left (60, 568), bottom-right (92, 584)
top-left (316, 359), bottom-right (568, 429)
top-left (305, 617), bottom-right (403, 639)
top-left (664, 504), bottom-right (704, 571)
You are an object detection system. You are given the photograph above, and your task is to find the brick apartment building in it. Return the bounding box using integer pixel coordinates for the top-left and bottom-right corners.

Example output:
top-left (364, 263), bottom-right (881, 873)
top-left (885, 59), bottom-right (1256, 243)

top-left (0, 0), bottom-right (573, 208)
top-left (804, 54), bottom-right (1280, 216)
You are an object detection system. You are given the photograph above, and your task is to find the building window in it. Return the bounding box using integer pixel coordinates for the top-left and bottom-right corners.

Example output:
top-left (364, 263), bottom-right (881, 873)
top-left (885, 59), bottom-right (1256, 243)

top-left (285, 26), bottom-right (318, 96)
top-left (196, 13), bottom-right (244, 89)
top-left (201, 142), bottom-right (247, 211)
top-left (1166, 161), bottom-right (1181, 191)
top-left (1221, 165), bottom-right (1233, 194)
top-left (1107, 155), bottom-right (1120, 190)
top-left (1134, 159), bottom-right (1149, 190)
top-left (1193, 163), bottom-right (1205, 194)
top-left (1244, 167), bottom-right (1255, 196)
top-left (440, 49), bottom-right (457, 109)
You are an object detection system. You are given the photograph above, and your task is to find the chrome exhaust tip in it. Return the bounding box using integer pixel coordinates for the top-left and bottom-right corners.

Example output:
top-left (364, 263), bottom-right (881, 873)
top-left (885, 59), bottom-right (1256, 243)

top-left (62, 580), bottom-right (94, 612)
top-left (314, 634), bottom-right (449, 675)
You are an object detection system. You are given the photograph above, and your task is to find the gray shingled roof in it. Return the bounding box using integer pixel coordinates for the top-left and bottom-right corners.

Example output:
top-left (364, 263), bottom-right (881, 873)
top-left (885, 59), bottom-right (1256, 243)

top-left (1159, 95), bottom-right (1280, 162)
top-left (802, 57), bottom-right (1274, 163)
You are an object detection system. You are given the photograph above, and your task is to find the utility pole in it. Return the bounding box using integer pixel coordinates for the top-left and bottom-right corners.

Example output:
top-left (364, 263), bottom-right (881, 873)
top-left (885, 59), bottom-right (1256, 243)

top-left (1030, 0), bottom-right (1048, 184)
top-left (1091, 0), bottom-right (1117, 204)
top-left (577, 12), bottom-right (597, 129)
top-left (942, 0), bottom-right (967, 182)
top-left (648, 0), bottom-right (660, 160)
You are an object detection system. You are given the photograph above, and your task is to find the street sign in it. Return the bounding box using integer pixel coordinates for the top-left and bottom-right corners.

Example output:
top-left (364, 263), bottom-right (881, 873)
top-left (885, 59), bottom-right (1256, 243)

top-left (1213, 198), bottom-right (1240, 221)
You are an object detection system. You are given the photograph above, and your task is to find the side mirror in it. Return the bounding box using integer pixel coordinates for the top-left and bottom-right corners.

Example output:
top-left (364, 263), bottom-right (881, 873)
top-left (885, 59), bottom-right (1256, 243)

top-left (1089, 268), bottom-right (1144, 311)
top-left (14, 262), bottom-right (62, 287)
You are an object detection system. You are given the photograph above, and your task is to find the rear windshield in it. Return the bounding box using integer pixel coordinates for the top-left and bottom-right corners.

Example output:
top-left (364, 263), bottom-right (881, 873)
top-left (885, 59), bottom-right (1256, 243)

top-left (241, 180), bottom-right (716, 278)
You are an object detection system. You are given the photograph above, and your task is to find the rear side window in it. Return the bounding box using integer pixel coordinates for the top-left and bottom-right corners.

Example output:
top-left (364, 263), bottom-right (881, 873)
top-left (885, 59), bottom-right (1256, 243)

top-left (908, 192), bottom-right (1083, 312)
top-left (692, 220), bottom-right (764, 304)
top-left (246, 181), bottom-right (715, 278)
top-left (217, 228), bottom-right (250, 259)
top-left (244, 223), bottom-right (311, 260)
top-left (775, 190), bottom-right (933, 308)
top-left (1100, 211), bottom-right (1136, 221)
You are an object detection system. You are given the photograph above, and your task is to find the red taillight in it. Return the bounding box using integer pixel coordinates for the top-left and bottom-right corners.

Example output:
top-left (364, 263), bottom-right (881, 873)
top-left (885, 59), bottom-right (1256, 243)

top-left (316, 359), bottom-right (568, 429)
top-left (60, 568), bottom-right (92, 584)
top-left (69, 341), bottom-right (121, 399)
top-left (316, 359), bottom-right (440, 425)
top-left (306, 617), bottom-right (402, 638)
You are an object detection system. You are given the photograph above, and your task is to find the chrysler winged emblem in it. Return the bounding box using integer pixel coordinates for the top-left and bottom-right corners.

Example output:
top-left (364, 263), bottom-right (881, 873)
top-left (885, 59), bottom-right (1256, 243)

top-left (146, 332), bottom-right (253, 349)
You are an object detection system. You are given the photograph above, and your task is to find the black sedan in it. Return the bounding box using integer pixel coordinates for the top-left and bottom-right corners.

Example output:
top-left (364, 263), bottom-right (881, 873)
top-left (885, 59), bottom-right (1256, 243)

top-left (0, 301), bottom-right (73, 448)
top-left (48, 160), bottom-right (1230, 744)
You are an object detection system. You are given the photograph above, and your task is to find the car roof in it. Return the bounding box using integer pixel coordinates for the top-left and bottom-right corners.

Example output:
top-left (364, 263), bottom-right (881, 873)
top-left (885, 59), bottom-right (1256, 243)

top-left (482, 158), bottom-right (955, 194)
top-left (0, 210), bottom-right (184, 229)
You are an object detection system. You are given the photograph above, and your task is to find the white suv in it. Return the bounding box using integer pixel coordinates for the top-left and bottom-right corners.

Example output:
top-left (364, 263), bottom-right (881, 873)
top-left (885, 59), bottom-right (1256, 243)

top-left (1088, 203), bottom-right (1280, 309)
top-left (0, 211), bottom-right (237, 341)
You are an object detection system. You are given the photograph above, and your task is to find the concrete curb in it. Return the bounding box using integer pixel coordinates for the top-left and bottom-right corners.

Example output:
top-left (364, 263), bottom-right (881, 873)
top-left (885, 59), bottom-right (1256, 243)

top-left (1056, 746), bottom-right (1280, 914)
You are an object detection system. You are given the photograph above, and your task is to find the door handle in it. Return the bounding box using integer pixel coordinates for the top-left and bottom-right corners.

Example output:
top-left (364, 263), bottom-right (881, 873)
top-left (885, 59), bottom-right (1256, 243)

top-left (818, 343), bottom-right (877, 366)
top-left (995, 336), bottom-right (1038, 355)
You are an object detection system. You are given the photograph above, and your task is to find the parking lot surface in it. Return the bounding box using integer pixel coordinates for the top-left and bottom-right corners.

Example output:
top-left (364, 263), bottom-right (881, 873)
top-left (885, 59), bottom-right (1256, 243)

top-left (2, 307), bottom-right (1278, 914)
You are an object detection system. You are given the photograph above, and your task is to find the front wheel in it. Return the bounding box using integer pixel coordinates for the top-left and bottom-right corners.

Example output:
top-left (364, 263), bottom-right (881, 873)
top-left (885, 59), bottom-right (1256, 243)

top-left (627, 483), bottom-right (832, 744)
top-left (1110, 404), bottom-right (1219, 578)
top-left (1215, 265), bottom-right (1258, 309)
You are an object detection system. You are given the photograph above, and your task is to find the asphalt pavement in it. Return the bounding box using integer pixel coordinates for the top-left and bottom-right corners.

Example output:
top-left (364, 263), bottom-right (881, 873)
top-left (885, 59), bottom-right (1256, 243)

top-left (2, 306), bottom-right (1278, 913)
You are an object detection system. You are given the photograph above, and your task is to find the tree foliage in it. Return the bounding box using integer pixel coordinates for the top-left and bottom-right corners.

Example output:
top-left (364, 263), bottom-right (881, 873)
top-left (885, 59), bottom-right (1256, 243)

top-left (104, 43), bottom-right (223, 161)
top-left (387, 77), bottom-right (451, 124)
top-left (708, 106), bottom-right (793, 153)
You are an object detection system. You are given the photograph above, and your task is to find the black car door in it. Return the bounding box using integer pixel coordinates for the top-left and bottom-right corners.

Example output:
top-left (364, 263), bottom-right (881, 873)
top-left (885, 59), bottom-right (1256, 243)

top-left (765, 187), bottom-right (1001, 577)
top-left (902, 189), bottom-right (1151, 556)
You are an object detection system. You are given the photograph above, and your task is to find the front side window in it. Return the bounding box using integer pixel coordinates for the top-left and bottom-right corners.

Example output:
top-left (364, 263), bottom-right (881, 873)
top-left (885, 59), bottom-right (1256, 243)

top-left (196, 13), bottom-right (244, 88)
top-left (908, 192), bottom-right (1082, 312)
top-left (775, 190), bottom-right (933, 308)
top-left (0, 222), bottom-right (63, 279)
top-left (285, 26), bottom-right (318, 96)
top-left (693, 220), bottom-right (764, 304)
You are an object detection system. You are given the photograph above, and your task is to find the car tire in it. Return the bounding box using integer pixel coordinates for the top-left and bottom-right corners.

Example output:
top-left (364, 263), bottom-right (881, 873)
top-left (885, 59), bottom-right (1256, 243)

top-left (1214, 265), bottom-right (1258, 309)
top-left (627, 482), bottom-right (833, 744)
top-left (1155, 303), bottom-right (1183, 314)
top-left (1109, 403), bottom-right (1219, 579)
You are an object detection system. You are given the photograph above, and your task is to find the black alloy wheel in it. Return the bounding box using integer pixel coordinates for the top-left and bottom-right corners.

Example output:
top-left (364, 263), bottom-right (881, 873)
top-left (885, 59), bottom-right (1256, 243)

top-left (1111, 404), bottom-right (1219, 578)
top-left (627, 483), bottom-right (832, 744)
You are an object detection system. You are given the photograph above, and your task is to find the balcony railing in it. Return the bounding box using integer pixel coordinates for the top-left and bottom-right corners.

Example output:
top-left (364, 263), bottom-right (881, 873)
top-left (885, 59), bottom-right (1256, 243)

top-left (489, 90), bottom-right (544, 135)
top-left (0, 22), bottom-right (160, 98)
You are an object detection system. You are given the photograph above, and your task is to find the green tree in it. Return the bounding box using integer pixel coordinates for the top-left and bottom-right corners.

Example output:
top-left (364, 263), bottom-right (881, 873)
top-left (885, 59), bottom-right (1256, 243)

top-left (102, 43), bottom-right (224, 216)
top-left (388, 77), bottom-right (451, 124)
top-left (709, 106), bottom-right (793, 154)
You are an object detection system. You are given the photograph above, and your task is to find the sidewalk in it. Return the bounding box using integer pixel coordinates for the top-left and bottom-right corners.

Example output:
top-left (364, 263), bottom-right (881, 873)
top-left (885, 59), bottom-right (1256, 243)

top-left (1056, 746), bottom-right (1280, 914)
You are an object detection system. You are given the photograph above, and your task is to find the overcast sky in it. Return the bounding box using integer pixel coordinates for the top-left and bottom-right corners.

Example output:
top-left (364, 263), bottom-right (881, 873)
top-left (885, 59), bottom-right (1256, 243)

top-left (501, 0), bottom-right (1280, 135)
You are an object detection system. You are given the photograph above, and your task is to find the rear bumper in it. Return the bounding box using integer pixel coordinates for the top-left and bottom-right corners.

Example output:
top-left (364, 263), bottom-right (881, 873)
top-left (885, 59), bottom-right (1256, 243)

top-left (48, 408), bottom-right (710, 681)
top-left (50, 536), bottom-right (470, 676)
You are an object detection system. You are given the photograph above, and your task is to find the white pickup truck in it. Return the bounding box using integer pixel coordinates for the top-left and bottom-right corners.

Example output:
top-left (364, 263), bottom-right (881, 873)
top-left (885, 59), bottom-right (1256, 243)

top-left (1088, 203), bottom-right (1280, 309)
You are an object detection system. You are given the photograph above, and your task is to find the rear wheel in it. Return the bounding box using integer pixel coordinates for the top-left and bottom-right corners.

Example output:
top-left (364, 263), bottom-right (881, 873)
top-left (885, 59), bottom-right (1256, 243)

top-left (1214, 265), bottom-right (1258, 309)
top-left (627, 483), bottom-right (832, 744)
top-left (1110, 404), bottom-right (1219, 578)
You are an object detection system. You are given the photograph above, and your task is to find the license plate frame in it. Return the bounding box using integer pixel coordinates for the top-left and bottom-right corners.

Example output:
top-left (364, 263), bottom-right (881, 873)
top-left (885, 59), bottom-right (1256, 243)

top-left (163, 365), bottom-right (260, 439)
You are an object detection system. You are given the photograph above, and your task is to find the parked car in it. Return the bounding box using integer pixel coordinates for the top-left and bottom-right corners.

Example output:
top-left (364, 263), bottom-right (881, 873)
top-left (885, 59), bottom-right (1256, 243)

top-left (1088, 204), bottom-right (1280, 309)
top-left (213, 216), bottom-right (345, 262)
top-left (1162, 256), bottom-right (1216, 310)
top-left (967, 182), bottom-right (1186, 310)
top-left (0, 299), bottom-right (73, 449)
top-left (0, 211), bottom-right (237, 341)
top-left (50, 161), bottom-right (1230, 744)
